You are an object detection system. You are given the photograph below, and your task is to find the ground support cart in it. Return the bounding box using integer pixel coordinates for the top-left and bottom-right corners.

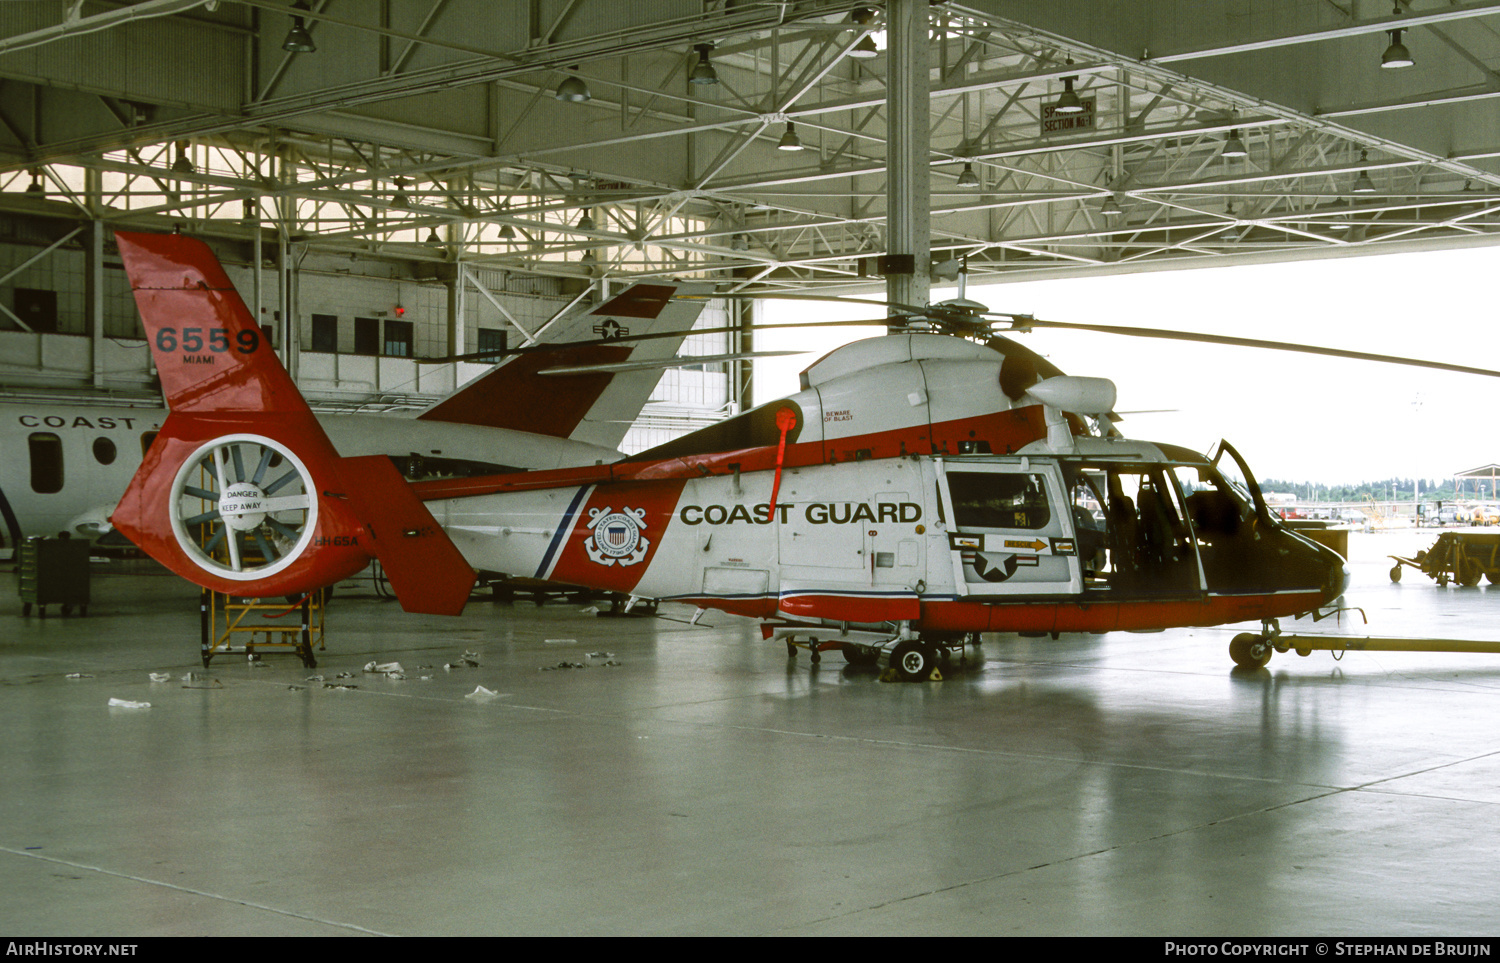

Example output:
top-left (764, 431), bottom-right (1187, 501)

top-left (18, 535), bottom-right (90, 617)
top-left (200, 590), bottom-right (325, 668)
top-left (1388, 531), bottom-right (1500, 586)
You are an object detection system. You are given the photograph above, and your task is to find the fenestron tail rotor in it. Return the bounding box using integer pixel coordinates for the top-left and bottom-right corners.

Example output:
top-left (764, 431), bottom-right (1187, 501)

top-left (170, 434), bottom-right (318, 581)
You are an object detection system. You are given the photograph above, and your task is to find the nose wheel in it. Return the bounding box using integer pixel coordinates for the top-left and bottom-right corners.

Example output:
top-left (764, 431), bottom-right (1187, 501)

top-left (1229, 632), bottom-right (1274, 669)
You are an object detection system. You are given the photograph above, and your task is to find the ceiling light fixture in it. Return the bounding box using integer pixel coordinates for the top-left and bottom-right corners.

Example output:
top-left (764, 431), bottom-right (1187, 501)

top-left (1352, 151), bottom-right (1377, 193)
top-left (555, 68), bottom-right (590, 103)
top-left (1221, 129), bottom-right (1248, 158)
top-left (171, 141), bottom-right (194, 175)
top-left (282, 1), bottom-right (316, 54)
top-left (1382, 5), bottom-right (1414, 68)
top-left (1382, 28), bottom-right (1413, 68)
top-left (1053, 73), bottom-right (1084, 114)
top-left (690, 43), bottom-right (719, 85)
top-left (1100, 194), bottom-right (1122, 217)
top-left (425, 229), bottom-right (443, 246)
top-left (777, 122), bottom-right (803, 151)
top-left (25, 170), bottom-right (43, 196)
top-left (847, 7), bottom-right (878, 58)
top-left (391, 177), bottom-right (411, 209)
top-left (956, 162), bottom-right (979, 188)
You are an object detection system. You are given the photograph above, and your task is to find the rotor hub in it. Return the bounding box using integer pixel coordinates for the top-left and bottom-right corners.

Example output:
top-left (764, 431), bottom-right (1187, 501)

top-left (218, 482), bottom-right (267, 532)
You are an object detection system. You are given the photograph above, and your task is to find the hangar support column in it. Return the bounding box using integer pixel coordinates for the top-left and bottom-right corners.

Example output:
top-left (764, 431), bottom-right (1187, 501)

top-left (886, 0), bottom-right (930, 316)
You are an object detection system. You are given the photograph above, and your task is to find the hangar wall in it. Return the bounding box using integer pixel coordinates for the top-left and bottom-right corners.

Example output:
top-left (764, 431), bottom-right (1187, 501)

top-left (0, 228), bottom-right (733, 453)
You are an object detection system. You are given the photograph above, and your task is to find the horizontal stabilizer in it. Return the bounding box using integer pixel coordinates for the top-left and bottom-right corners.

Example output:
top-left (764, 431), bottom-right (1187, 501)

top-left (337, 456), bottom-right (476, 616)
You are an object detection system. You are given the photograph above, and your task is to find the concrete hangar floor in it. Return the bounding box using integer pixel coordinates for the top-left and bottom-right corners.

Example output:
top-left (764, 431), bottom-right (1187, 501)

top-left (2, 530), bottom-right (1498, 937)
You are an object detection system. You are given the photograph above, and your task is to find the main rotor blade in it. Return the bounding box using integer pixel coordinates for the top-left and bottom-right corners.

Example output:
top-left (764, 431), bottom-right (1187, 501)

top-left (1013, 318), bottom-right (1500, 380)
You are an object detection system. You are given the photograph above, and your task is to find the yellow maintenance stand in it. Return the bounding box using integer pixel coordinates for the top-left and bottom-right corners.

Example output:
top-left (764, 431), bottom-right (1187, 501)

top-left (200, 590), bottom-right (326, 668)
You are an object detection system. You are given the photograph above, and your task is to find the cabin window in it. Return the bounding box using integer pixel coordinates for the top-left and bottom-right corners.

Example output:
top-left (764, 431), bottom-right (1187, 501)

top-left (140, 431), bottom-right (159, 457)
top-left (92, 437), bottom-right (117, 466)
top-left (28, 432), bottom-right (63, 494)
top-left (947, 471), bottom-right (1052, 530)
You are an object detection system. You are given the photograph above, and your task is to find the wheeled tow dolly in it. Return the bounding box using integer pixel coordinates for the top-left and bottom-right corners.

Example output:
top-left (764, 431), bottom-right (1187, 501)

top-left (1226, 617), bottom-right (1500, 668)
top-left (1389, 531), bottom-right (1500, 587)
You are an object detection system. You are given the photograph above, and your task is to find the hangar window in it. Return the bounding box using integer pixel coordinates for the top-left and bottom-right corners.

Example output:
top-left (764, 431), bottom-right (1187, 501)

top-left (28, 433), bottom-right (63, 494)
top-left (384, 319), bottom-right (413, 357)
top-left (477, 327), bottom-right (506, 359)
top-left (310, 314), bottom-right (338, 353)
top-left (92, 437), bottom-right (117, 466)
top-left (354, 317), bottom-right (379, 356)
top-left (15, 288), bottom-right (57, 333)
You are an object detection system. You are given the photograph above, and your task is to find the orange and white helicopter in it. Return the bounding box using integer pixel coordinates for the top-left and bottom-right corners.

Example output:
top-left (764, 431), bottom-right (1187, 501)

top-left (106, 230), bottom-right (1500, 678)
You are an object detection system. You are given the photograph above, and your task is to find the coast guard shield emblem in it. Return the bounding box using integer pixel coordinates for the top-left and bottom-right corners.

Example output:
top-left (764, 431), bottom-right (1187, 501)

top-left (584, 506), bottom-right (650, 567)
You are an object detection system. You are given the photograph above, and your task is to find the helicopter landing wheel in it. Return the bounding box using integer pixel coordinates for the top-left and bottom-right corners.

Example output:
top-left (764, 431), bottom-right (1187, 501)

top-left (1229, 633), bottom-right (1273, 669)
top-left (841, 643), bottom-right (880, 667)
top-left (1390, 564), bottom-right (1403, 583)
top-left (889, 640), bottom-right (939, 681)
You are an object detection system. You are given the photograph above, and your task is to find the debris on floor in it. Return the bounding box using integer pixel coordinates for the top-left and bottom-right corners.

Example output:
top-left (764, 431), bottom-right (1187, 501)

top-left (541, 655), bottom-right (622, 671)
top-left (465, 685), bottom-right (502, 702)
top-left (106, 697), bottom-right (150, 709)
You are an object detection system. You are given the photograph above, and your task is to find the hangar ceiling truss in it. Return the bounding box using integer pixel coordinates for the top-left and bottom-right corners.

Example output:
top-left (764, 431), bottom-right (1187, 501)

top-left (1, 0), bottom-right (1500, 291)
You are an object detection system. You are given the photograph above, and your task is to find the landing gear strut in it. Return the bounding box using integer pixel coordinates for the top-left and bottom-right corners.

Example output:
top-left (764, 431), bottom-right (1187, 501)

top-left (772, 625), bottom-right (981, 680)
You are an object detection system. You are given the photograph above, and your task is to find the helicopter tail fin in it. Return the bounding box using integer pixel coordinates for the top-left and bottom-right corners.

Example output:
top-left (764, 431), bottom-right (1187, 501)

top-left (109, 231), bottom-right (475, 614)
top-left (418, 282), bottom-right (711, 448)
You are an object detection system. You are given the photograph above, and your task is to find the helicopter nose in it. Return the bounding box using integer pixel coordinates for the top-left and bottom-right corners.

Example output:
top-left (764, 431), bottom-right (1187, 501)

top-left (1322, 548), bottom-right (1352, 605)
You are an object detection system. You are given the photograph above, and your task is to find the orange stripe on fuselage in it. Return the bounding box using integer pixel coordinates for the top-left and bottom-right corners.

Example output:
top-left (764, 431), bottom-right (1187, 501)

top-left (543, 480), bottom-right (687, 593)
